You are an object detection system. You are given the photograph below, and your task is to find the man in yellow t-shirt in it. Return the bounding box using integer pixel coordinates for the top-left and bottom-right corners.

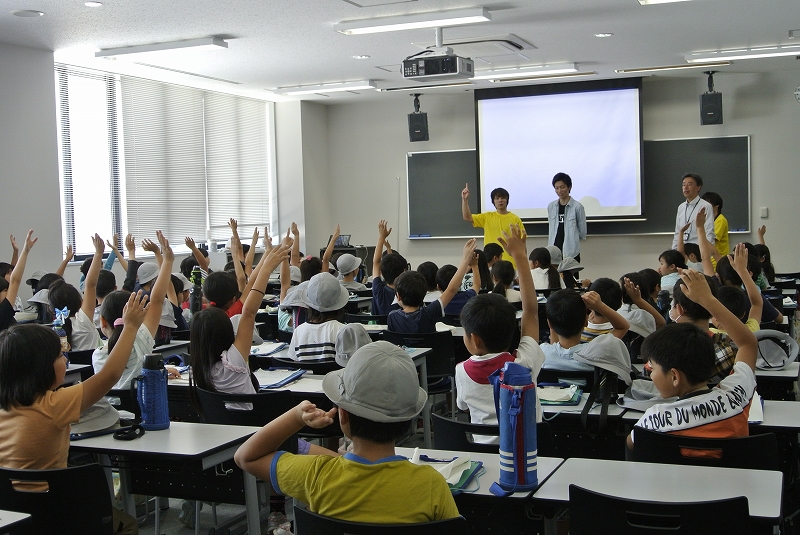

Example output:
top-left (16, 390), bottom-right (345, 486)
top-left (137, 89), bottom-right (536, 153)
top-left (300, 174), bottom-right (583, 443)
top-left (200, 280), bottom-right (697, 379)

top-left (461, 184), bottom-right (525, 267)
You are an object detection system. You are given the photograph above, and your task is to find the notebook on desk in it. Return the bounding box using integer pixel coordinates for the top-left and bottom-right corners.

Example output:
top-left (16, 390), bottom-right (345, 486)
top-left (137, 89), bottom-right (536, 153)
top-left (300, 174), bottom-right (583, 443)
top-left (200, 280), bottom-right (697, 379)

top-left (258, 368), bottom-right (306, 389)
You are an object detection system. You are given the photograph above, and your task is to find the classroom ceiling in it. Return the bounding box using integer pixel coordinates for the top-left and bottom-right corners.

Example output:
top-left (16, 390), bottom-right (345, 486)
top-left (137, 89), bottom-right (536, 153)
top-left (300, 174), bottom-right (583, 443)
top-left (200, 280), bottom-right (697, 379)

top-left (1, 0), bottom-right (799, 103)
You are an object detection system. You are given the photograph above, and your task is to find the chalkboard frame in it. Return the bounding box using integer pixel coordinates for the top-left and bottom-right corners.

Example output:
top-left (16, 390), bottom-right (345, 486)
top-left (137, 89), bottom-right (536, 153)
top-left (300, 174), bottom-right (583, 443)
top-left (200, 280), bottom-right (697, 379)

top-left (406, 136), bottom-right (750, 238)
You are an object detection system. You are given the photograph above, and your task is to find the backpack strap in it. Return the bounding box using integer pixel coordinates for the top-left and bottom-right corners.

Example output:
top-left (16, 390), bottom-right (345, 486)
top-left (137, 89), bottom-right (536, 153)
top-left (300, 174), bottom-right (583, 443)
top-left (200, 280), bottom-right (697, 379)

top-left (581, 369), bottom-right (614, 435)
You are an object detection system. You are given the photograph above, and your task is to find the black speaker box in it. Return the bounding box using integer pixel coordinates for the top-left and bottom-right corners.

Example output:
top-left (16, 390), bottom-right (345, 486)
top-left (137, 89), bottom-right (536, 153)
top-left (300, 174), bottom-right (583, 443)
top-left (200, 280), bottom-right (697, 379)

top-left (700, 92), bottom-right (723, 125)
top-left (408, 112), bottom-right (429, 142)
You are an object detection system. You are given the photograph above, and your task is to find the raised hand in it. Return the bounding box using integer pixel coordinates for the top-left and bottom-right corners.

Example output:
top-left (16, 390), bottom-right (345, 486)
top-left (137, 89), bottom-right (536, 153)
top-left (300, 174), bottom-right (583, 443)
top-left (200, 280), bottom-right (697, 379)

top-left (462, 238), bottom-right (477, 265)
top-left (297, 400), bottom-right (337, 429)
top-left (141, 238), bottom-right (159, 254)
top-left (91, 233), bottom-right (105, 254)
top-left (582, 291), bottom-right (602, 311)
top-left (106, 234), bottom-right (120, 251)
top-left (184, 236), bottom-right (197, 250)
top-left (64, 244), bottom-right (74, 263)
top-left (291, 222), bottom-right (299, 237)
top-left (377, 220), bottom-right (392, 239)
top-left (461, 183), bottom-right (470, 201)
top-left (125, 234), bottom-right (135, 252)
top-left (679, 222), bottom-right (691, 234)
top-left (9, 235), bottom-right (18, 253)
top-left (623, 277), bottom-right (642, 301)
top-left (678, 268), bottom-right (713, 305)
top-left (23, 230), bottom-right (37, 252)
top-left (695, 207), bottom-right (707, 228)
top-left (156, 231), bottom-right (174, 262)
top-left (730, 242), bottom-right (749, 275)
top-left (498, 223), bottom-right (525, 258)
top-left (228, 218), bottom-right (238, 233)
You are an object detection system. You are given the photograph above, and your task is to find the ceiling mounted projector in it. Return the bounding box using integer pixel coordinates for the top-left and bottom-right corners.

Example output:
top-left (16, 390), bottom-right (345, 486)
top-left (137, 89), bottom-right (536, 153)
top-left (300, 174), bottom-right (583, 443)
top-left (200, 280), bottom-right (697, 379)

top-left (402, 49), bottom-right (474, 82)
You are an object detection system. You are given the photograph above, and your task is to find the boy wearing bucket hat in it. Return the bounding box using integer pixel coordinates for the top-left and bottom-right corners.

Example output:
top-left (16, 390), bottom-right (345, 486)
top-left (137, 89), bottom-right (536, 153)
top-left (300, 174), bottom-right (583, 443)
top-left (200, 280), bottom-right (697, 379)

top-left (235, 341), bottom-right (460, 523)
top-left (336, 254), bottom-right (367, 292)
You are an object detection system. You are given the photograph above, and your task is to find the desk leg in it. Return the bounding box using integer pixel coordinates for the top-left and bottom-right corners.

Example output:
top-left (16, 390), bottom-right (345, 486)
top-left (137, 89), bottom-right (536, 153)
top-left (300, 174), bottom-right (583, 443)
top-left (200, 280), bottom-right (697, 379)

top-left (244, 471), bottom-right (259, 535)
top-left (419, 359), bottom-right (431, 448)
top-left (117, 459), bottom-right (136, 518)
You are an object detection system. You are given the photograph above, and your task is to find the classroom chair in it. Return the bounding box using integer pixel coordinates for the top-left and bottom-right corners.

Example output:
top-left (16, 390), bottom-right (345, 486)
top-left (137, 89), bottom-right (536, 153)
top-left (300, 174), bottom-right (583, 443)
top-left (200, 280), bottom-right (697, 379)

top-left (344, 312), bottom-right (388, 324)
top-left (106, 387), bottom-right (141, 421)
top-left (293, 503), bottom-right (467, 535)
top-left (621, 331), bottom-right (645, 363)
top-left (65, 348), bottom-right (95, 366)
top-left (568, 484), bottom-right (750, 535)
top-left (271, 356), bottom-right (342, 375)
top-left (383, 330), bottom-right (456, 417)
top-left (431, 413), bottom-right (554, 457)
top-left (628, 427), bottom-right (779, 471)
top-left (0, 463), bottom-right (114, 535)
top-left (354, 289), bottom-right (372, 298)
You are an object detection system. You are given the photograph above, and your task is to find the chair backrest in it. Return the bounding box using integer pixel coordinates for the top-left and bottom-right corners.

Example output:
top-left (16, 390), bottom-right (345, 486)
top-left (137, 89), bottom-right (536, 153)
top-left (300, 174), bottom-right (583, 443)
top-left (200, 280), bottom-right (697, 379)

top-left (355, 289), bottom-right (372, 298)
top-left (621, 331), bottom-right (645, 363)
top-left (441, 314), bottom-right (461, 327)
top-left (344, 312), bottom-right (388, 325)
top-left (194, 387), bottom-right (297, 453)
top-left (66, 348), bottom-right (95, 366)
top-left (0, 463), bottom-right (113, 535)
top-left (431, 414), bottom-right (555, 456)
top-left (271, 356), bottom-right (342, 375)
top-left (382, 330), bottom-right (454, 378)
top-left (568, 484), bottom-right (750, 535)
top-left (630, 427), bottom-right (780, 471)
top-left (107, 387), bottom-right (141, 419)
top-left (537, 369), bottom-right (596, 391)
top-left (293, 504), bottom-right (467, 535)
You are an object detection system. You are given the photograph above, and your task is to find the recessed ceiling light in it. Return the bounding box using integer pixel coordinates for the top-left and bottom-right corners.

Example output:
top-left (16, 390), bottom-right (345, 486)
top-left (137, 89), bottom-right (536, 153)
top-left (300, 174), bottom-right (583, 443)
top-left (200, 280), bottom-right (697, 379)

top-left (594, 33), bottom-right (613, 38)
top-left (11, 10), bottom-right (44, 17)
top-left (85, 1), bottom-right (103, 6)
top-left (352, 55), bottom-right (371, 59)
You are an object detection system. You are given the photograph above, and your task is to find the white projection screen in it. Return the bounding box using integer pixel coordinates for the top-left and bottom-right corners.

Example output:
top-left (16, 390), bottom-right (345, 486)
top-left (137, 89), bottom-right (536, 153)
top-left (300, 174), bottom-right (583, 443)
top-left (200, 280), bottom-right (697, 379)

top-left (475, 79), bottom-right (643, 221)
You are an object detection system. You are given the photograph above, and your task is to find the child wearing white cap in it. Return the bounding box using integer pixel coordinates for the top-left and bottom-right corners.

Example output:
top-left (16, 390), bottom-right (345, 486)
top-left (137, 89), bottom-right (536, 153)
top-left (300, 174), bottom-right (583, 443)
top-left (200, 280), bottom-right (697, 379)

top-left (336, 254), bottom-right (366, 292)
top-left (235, 341), bottom-right (460, 523)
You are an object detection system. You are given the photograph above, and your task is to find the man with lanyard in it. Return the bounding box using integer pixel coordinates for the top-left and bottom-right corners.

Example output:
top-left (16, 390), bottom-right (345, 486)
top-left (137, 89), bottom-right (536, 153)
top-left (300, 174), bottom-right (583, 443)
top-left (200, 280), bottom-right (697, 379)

top-left (461, 183), bottom-right (526, 267)
top-left (671, 173), bottom-right (715, 250)
top-left (547, 172), bottom-right (586, 262)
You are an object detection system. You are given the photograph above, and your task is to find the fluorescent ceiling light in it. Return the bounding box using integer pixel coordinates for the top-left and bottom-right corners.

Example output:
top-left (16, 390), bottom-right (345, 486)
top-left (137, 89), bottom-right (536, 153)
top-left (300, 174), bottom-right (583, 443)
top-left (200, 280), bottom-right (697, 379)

top-left (472, 63), bottom-right (577, 80)
top-left (11, 10), bottom-right (44, 17)
top-left (488, 71), bottom-right (596, 83)
top-left (334, 7), bottom-right (490, 35)
top-left (638, 0), bottom-right (691, 4)
top-left (273, 80), bottom-right (376, 95)
top-left (378, 81), bottom-right (474, 92)
top-left (96, 37), bottom-right (228, 58)
top-left (615, 60), bottom-right (730, 73)
top-left (686, 44), bottom-right (800, 62)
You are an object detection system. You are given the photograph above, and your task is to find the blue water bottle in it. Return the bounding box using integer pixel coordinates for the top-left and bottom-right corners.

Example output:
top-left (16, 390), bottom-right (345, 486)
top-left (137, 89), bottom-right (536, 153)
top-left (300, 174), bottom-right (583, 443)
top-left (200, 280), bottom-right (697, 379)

top-left (489, 361), bottom-right (538, 496)
top-left (132, 353), bottom-right (170, 430)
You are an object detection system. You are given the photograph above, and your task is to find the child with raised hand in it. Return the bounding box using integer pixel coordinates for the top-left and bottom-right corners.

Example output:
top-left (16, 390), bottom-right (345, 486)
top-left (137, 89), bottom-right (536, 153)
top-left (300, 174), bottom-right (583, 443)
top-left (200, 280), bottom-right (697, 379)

top-left (371, 220), bottom-right (408, 315)
top-left (627, 269), bottom-right (758, 449)
top-left (388, 239), bottom-right (476, 334)
top-left (48, 234), bottom-right (106, 352)
top-left (0, 230), bottom-right (36, 331)
top-left (756, 225), bottom-right (776, 284)
top-left (580, 278), bottom-right (630, 342)
top-left (618, 273), bottom-right (665, 337)
top-left (455, 224), bottom-right (545, 442)
top-left (711, 243), bottom-right (763, 333)
top-left (93, 231), bottom-right (175, 389)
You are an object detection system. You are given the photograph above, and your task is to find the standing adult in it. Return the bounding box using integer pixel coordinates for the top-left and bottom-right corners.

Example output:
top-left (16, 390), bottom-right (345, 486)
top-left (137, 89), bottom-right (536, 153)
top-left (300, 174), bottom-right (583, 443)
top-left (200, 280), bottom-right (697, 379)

top-left (547, 173), bottom-right (586, 260)
top-left (701, 191), bottom-right (729, 257)
top-left (671, 173), bottom-right (715, 250)
top-left (461, 184), bottom-right (525, 266)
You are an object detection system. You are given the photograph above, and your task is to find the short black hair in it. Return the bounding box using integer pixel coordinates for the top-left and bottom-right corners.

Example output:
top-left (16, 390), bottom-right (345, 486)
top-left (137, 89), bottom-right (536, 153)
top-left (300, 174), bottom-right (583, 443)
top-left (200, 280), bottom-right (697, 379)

top-left (642, 323), bottom-right (714, 385)
top-left (715, 255), bottom-right (761, 287)
top-left (380, 252), bottom-right (408, 285)
top-left (659, 250), bottom-right (688, 270)
top-left (300, 257), bottom-right (322, 282)
top-left (552, 172), bottom-right (572, 189)
top-left (80, 257), bottom-right (93, 277)
top-left (0, 263), bottom-right (12, 279)
top-left (683, 243), bottom-right (702, 261)
top-left (682, 173), bottom-right (703, 188)
top-left (483, 243), bottom-right (504, 262)
top-left (588, 278), bottom-right (622, 311)
top-left (546, 289), bottom-right (587, 338)
top-left (203, 271), bottom-right (238, 309)
top-left (96, 270), bottom-right (117, 298)
top-left (0, 278), bottom-right (8, 294)
top-left (394, 271), bottom-right (427, 308)
top-left (460, 293), bottom-right (517, 353)
top-left (416, 261), bottom-right (438, 291)
top-left (619, 272), bottom-right (646, 306)
top-left (36, 273), bottom-right (63, 293)
top-left (0, 324), bottom-right (61, 410)
top-left (673, 277), bottom-right (716, 321)
top-left (701, 191), bottom-right (723, 213)
top-left (347, 412), bottom-right (412, 444)
top-left (180, 256), bottom-right (199, 278)
top-left (490, 188), bottom-right (509, 204)
top-left (638, 268), bottom-right (661, 297)
top-left (716, 285), bottom-right (748, 322)
top-left (435, 265), bottom-right (458, 292)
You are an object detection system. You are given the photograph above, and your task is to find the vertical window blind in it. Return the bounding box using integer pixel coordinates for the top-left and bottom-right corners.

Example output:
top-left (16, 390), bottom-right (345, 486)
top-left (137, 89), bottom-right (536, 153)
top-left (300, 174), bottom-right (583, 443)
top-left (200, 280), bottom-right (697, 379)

top-left (55, 63), bottom-right (273, 256)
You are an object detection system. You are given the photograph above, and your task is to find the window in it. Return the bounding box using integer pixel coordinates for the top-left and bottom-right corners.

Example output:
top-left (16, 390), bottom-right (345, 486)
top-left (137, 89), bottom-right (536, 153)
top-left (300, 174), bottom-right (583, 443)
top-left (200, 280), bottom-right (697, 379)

top-left (55, 64), bottom-right (275, 256)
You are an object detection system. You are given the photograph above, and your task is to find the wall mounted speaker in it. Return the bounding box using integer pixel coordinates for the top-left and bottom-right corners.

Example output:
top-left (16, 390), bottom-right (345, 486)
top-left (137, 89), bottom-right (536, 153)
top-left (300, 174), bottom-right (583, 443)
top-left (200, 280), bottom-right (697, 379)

top-left (408, 112), bottom-right (429, 142)
top-left (700, 92), bottom-right (723, 125)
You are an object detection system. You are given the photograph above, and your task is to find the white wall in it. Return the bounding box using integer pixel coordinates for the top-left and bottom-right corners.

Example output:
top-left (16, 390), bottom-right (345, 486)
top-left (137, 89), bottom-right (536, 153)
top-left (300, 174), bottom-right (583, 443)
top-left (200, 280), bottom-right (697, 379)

top-left (310, 72), bottom-right (800, 281)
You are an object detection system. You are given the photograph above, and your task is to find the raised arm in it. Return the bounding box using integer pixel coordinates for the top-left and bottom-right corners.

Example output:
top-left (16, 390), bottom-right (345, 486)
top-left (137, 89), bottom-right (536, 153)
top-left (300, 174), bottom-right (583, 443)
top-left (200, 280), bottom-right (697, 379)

top-left (233, 241), bottom-right (292, 358)
top-left (440, 239), bottom-right (476, 309)
top-left (695, 208), bottom-right (718, 275)
top-left (732, 243), bottom-right (763, 323)
top-left (499, 224), bottom-right (539, 340)
top-left (279, 230), bottom-right (292, 302)
top-left (9, 235), bottom-right (18, 267)
top-left (106, 234), bottom-right (128, 272)
top-left (143, 231), bottom-right (174, 337)
top-left (125, 233), bottom-right (136, 261)
top-left (245, 227), bottom-right (259, 276)
top-left (55, 245), bottom-right (73, 277)
top-left (81, 291), bottom-right (148, 411)
top-left (321, 224), bottom-right (340, 274)
top-left (235, 401), bottom-right (338, 481)
top-left (372, 220), bottom-right (391, 279)
top-left (461, 183), bottom-right (473, 222)
top-left (141, 238), bottom-right (162, 266)
top-left (290, 222), bottom-right (301, 268)
top-left (583, 291), bottom-right (629, 339)
top-left (80, 234), bottom-right (105, 321)
top-left (184, 236), bottom-right (210, 272)
top-left (7, 231), bottom-right (36, 306)
top-left (623, 277), bottom-right (666, 329)
top-left (757, 225), bottom-right (766, 246)
top-left (680, 268), bottom-right (757, 371)
top-left (676, 222), bottom-right (690, 258)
